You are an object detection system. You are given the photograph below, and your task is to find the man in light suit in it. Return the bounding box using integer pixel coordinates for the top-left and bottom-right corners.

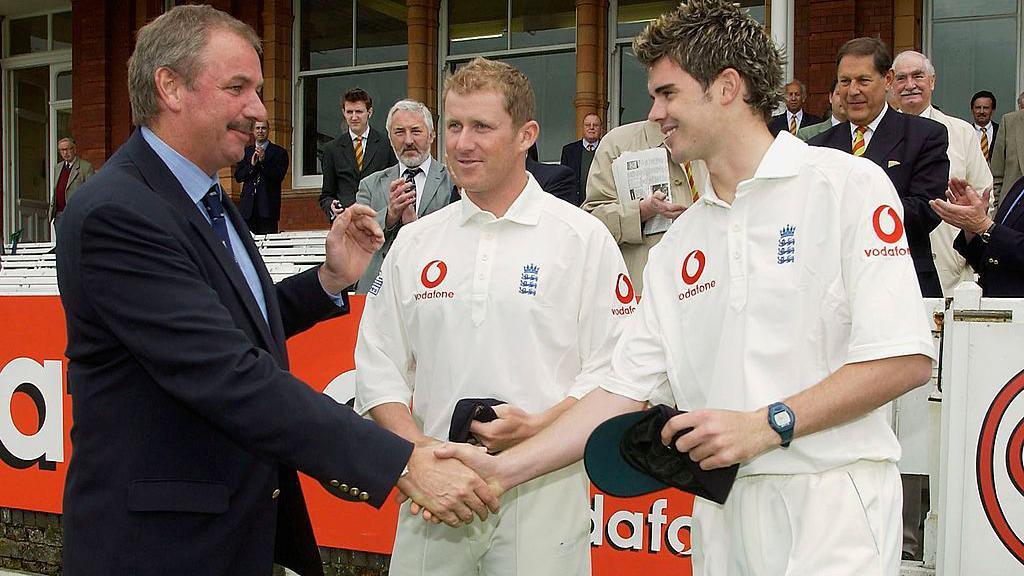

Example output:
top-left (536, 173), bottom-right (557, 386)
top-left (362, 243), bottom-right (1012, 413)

top-left (559, 112), bottom-right (603, 205)
top-left (54, 7), bottom-right (497, 575)
top-left (51, 137), bottom-right (94, 236)
top-left (767, 80), bottom-right (823, 136)
top-left (810, 37), bottom-right (949, 298)
top-left (355, 99), bottom-right (453, 293)
top-left (233, 119), bottom-right (288, 234)
top-left (991, 107), bottom-right (1024, 209)
top-left (318, 87), bottom-right (397, 218)
top-left (798, 78), bottom-right (847, 141)
top-left (893, 50), bottom-right (992, 296)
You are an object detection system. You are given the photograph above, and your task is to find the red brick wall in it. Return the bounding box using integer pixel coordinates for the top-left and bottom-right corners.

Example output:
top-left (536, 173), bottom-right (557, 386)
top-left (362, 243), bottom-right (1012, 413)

top-left (280, 193), bottom-right (331, 232)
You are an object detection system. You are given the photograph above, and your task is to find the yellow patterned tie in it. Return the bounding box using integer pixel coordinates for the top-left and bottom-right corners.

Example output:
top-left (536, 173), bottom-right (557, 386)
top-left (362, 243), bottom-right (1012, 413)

top-left (684, 161), bottom-right (698, 203)
top-left (980, 128), bottom-right (990, 161)
top-left (789, 115), bottom-right (798, 135)
top-left (852, 125), bottom-right (867, 157)
top-left (354, 135), bottom-right (364, 171)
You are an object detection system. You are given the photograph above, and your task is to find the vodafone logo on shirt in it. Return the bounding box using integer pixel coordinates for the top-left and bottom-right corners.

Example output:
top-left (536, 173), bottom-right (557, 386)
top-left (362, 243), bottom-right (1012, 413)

top-left (415, 260), bottom-right (454, 300)
top-left (864, 205), bottom-right (910, 258)
top-left (678, 250), bottom-right (716, 300)
top-left (612, 273), bottom-right (636, 316)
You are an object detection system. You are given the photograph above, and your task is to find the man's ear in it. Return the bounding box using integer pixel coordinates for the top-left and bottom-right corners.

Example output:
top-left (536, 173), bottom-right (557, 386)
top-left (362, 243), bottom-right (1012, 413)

top-left (154, 67), bottom-right (183, 114)
top-left (519, 120), bottom-right (539, 154)
top-left (715, 68), bottom-right (743, 106)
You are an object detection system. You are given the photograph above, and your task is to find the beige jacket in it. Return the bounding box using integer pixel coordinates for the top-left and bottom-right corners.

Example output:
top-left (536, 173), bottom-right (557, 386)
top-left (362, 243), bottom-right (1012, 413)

top-left (991, 108), bottom-right (1024, 208)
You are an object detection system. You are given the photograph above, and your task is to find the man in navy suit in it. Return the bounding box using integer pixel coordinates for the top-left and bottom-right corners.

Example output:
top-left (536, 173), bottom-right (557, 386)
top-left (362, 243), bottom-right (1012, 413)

top-left (933, 176), bottom-right (1024, 297)
top-left (768, 80), bottom-right (823, 136)
top-left (234, 119), bottom-right (288, 234)
top-left (55, 7), bottom-right (497, 575)
top-left (559, 113), bottom-right (603, 205)
top-left (318, 88), bottom-right (397, 218)
top-left (526, 143), bottom-right (578, 204)
top-left (810, 37), bottom-right (949, 297)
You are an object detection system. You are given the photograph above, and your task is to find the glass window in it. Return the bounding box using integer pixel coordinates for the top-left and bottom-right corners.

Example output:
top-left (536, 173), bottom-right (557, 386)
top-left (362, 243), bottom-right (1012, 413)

top-left (52, 12), bottom-right (72, 51)
top-left (449, 0), bottom-right (508, 55)
top-left (618, 47), bottom-right (650, 125)
top-left (300, 0), bottom-right (354, 71)
top-left (356, 0), bottom-right (408, 65)
top-left (510, 0), bottom-right (575, 48)
top-left (9, 16), bottom-right (48, 56)
top-left (933, 0), bottom-right (1016, 20)
top-left (56, 70), bottom-right (72, 101)
top-left (13, 67), bottom-right (49, 208)
top-left (931, 16), bottom-right (1018, 125)
top-left (300, 68), bottom-right (408, 176)
top-left (616, 0), bottom-right (677, 39)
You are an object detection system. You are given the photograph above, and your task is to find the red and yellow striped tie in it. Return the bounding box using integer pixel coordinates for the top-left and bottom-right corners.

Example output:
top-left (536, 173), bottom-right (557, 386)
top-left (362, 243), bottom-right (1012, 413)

top-left (684, 161), bottom-right (698, 204)
top-left (789, 115), bottom-right (798, 135)
top-left (354, 135), bottom-right (364, 171)
top-left (852, 125), bottom-right (868, 157)
top-left (980, 129), bottom-right (990, 161)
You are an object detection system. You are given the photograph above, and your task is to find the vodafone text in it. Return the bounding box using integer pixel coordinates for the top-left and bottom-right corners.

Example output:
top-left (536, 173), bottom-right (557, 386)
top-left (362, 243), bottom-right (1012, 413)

top-left (864, 245), bottom-right (910, 258)
top-left (678, 280), bottom-right (716, 301)
top-left (0, 358), bottom-right (63, 470)
top-left (591, 494), bottom-right (692, 555)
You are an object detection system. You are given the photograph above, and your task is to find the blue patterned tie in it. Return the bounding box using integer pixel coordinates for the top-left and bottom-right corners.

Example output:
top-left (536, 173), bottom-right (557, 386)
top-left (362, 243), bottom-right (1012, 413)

top-left (201, 185), bottom-right (236, 261)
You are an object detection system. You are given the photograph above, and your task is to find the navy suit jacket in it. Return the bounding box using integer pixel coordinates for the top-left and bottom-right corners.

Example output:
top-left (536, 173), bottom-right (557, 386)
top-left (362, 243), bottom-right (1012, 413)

top-left (318, 127), bottom-right (397, 216)
top-left (768, 111), bottom-right (824, 137)
top-left (527, 157), bottom-right (579, 205)
top-left (56, 130), bottom-right (412, 576)
top-left (954, 175), bottom-right (1024, 296)
top-left (809, 109), bottom-right (950, 296)
top-left (559, 139), bottom-right (591, 206)
top-left (234, 141), bottom-right (289, 222)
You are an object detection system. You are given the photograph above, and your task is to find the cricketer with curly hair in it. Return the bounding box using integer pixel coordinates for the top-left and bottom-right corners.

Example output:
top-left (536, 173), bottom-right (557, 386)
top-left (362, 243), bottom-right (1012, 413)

top-left (437, 1), bottom-right (935, 574)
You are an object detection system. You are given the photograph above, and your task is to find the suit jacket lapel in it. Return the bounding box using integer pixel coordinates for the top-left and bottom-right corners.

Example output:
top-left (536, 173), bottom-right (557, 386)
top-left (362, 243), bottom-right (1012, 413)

top-left (418, 161), bottom-right (446, 216)
top-left (125, 130), bottom-right (279, 353)
top-left (362, 129), bottom-right (383, 172)
top-left (864, 110), bottom-right (901, 167)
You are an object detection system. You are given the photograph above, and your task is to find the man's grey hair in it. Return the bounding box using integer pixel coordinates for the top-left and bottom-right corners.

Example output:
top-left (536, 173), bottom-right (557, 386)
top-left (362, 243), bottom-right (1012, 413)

top-left (57, 137), bottom-right (76, 146)
top-left (127, 5), bottom-right (261, 127)
top-left (386, 99), bottom-right (434, 134)
top-left (786, 79), bottom-right (807, 97)
top-left (892, 50), bottom-right (935, 76)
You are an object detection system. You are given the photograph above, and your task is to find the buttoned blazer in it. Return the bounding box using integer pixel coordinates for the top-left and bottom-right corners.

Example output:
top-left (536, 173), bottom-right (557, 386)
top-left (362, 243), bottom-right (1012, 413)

top-left (527, 157), bottom-right (579, 205)
top-left (56, 129), bottom-right (411, 576)
top-left (768, 111), bottom-right (824, 137)
top-left (809, 110), bottom-right (950, 296)
top-left (354, 160), bottom-right (453, 293)
top-left (318, 126), bottom-right (397, 216)
top-left (233, 141), bottom-right (289, 221)
top-left (51, 156), bottom-right (95, 215)
top-left (954, 175), bottom-right (1024, 296)
top-left (560, 139), bottom-right (588, 204)
top-left (991, 109), bottom-right (1024, 207)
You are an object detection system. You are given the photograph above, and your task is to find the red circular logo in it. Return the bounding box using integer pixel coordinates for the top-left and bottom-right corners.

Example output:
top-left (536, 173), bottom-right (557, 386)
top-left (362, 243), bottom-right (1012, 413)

top-left (872, 205), bottom-right (905, 244)
top-left (681, 250), bottom-right (706, 285)
top-left (420, 260), bottom-right (447, 288)
top-left (615, 274), bottom-right (635, 304)
top-left (977, 369), bottom-right (1024, 564)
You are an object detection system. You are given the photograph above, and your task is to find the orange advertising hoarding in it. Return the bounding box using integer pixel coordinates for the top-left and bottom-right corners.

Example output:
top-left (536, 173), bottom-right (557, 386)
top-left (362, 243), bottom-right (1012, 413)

top-left (0, 295), bottom-right (692, 573)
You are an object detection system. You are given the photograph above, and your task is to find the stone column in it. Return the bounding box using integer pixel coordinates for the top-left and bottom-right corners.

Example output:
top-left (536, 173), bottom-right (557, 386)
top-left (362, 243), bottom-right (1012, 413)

top-left (574, 0), bottom-right (607, 137)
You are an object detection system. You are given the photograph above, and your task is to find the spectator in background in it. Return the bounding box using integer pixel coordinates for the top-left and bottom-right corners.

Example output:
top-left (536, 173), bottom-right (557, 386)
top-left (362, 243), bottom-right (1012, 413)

top-left (809, 37), bottom-right (949, 298)
top-left (991, 106), bottom-right (1024, 209)
top-left (582, 120), bottom-right (703, 294)
top-left (971, 90), bottom-right (998, 162)
top-left (354, 99), bottom-right (453, 293)
top-left (798, 77), bottom-right (847, 140)
top-left (768, 80), bottom-right (822, 136)
top-left (933, 176), bottom-right (1024, 297)
top-left (893, 50), bottom-right (992, 296)
top-left (51, 137), bottom-right (94, 239)
top-left (560, 113), bottom-right (604, 205)
top-left (318, 87), bottom-right (397, 218)
top-left (233, 119), bottom-right (288, 234)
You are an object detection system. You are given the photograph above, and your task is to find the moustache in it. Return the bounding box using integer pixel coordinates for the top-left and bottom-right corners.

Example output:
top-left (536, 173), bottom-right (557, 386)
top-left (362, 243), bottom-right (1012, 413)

top-left (900, 90), bottom-right (922, 97)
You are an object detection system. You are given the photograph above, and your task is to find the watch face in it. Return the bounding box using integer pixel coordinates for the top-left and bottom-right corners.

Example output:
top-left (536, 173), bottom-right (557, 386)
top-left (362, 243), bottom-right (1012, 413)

top-left (773, 411), bottom-right (793, 428)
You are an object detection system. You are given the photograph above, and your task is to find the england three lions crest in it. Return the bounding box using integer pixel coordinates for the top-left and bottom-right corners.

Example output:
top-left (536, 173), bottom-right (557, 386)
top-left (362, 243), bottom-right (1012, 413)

top-left (778, 225), bottom-right (796, 265)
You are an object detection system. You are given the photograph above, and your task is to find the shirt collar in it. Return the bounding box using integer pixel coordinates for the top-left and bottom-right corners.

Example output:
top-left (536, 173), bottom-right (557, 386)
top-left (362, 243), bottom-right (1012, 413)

top-left (583, 138), bottom-right (600, 149)
top-left (349, 128), bottom-right (370, 142)
top-left (976, 122), bottom-right (992, 131)
top-left (458, 172), bottom-right (544, 226)
top-left (830, 115), bottom-right (842, 126)
top-left (788, 109), bottom-right (803, 122)
top-left (256, 139), bottom-right (269, 150)
top-left (141, 126), bottom-right (220, 205)
top-left (404, 155), bottom-right (432, 177)
top-left (851, 103), bottom-right (889, 138)
top-left (697, 133), bottom-right (805, 205)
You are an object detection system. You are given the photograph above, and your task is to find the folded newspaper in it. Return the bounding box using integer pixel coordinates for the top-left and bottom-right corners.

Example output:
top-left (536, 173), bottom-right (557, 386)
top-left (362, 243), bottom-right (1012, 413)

top-left (611, 147), bottom-right (673, 235)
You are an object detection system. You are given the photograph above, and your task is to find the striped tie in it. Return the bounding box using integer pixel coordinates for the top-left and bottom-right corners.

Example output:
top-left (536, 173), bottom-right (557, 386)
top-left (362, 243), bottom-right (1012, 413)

top-left (354, 135), bottom-right (364, 171)
top-left (852, 125), bottom-right (868, 157)
top-left (684, 161), bottom-right (698, 204)
top-left (789, 115), bottom-right (798, 135)
top-left (980, 128), bottom-right (990, 161)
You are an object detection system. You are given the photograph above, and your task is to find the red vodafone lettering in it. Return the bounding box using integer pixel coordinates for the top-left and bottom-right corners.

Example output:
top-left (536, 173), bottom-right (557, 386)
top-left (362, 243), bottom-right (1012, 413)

top-left (420, 260), bottom-right (447, 288)
top-left (872, 205), bottom-right (904, 244)
top-left (681, 250), bottom-right (706, 285)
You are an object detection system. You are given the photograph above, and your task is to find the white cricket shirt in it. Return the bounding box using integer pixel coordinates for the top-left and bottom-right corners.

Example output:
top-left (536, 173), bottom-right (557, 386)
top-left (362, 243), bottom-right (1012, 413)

top-left (355, 174), bottom-right (633, 439)
top-left (602, 132), bottom-right (936, 476)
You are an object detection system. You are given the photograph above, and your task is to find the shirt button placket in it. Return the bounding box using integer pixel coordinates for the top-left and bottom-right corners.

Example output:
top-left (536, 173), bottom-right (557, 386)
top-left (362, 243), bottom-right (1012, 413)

top-left (473, 227), bottom-right (496, 325)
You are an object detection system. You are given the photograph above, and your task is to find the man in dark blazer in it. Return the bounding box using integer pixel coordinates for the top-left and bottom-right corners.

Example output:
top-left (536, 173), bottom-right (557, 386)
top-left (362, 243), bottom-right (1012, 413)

top-left (527, 143), bottom-right (579, 204)
top-left (810, 37), bottom-right (949, 297)
top-left (559, 112), bottom-right (603, 205)
top-left (768, 80), bottom-right (823, 136)
top-left (971, 90), bottom-right (998, 162)
top-left (933, 176), bottom-right (1024, 297)
top-left (318, 87), bottom-right (397, 218)
top-left (55, 7), bottom-right (496, 576)
top-left (234, 119), bottom-right (288, 234)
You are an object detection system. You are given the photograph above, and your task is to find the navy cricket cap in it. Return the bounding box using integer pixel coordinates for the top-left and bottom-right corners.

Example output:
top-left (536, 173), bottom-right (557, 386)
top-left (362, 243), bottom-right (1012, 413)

top-left (448, 398), bottom-right (506, 445)
top-left (584, 405), bottom-right (738, 504)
